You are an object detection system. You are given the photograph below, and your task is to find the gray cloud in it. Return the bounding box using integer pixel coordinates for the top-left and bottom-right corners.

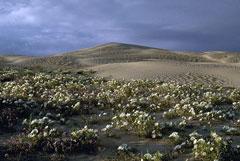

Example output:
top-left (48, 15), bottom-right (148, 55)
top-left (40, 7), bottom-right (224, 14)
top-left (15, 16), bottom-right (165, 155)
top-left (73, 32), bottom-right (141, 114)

top-left (0, 0), bottom-right (240, 55)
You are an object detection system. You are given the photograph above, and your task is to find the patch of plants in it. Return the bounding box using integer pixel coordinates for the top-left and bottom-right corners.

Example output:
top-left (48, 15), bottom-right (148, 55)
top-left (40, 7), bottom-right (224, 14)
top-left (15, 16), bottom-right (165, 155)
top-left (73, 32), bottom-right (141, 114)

top-left (109, 111), bottom-right (162, 139)
top-left (1, 69), bottom-right (240, 160)
top-left (5, 126), bottom-right (99, 156)
top-left (192, 132), bottom-right (240, 161)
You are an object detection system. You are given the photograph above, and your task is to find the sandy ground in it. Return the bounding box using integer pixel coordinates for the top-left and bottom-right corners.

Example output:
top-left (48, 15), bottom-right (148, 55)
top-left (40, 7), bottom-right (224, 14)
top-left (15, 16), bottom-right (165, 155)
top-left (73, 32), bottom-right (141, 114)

top-left (3, 56), bottom-right (32, 64)
top-left (89, 60), bottom-right (240, 87)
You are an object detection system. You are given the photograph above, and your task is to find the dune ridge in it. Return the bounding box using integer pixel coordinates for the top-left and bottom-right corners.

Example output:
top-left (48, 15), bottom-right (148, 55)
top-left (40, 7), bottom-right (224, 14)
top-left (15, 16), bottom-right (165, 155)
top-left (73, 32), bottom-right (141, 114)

top-left (0, 42), bottom-right (240, 87)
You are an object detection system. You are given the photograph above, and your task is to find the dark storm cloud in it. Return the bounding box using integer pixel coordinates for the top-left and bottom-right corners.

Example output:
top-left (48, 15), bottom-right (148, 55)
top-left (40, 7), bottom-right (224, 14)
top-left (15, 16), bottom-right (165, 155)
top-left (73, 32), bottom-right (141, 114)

top-left (0, 0), bottom-right (240, 55)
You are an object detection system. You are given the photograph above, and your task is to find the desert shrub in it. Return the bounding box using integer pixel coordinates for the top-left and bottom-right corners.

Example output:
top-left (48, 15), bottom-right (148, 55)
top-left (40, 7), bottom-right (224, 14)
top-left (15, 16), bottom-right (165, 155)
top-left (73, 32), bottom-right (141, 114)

top-left (192, 132), bottom-right (240, 161)
top-left (169, 132), bottom-right (182, 144)
top-left (6, 126), bottom-right (98, 155)
top-left (113, 145), bottom-right (166, 161)
top-left (111, 111), bottom-right (162, 139)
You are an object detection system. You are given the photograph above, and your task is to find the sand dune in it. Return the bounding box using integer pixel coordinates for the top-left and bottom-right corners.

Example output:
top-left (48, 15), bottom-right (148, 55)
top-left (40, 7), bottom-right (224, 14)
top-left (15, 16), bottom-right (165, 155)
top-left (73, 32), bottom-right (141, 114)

top-left (1, 43), bottom-right (240, 87)
top-left (90, 60), bottom-right (240, 87)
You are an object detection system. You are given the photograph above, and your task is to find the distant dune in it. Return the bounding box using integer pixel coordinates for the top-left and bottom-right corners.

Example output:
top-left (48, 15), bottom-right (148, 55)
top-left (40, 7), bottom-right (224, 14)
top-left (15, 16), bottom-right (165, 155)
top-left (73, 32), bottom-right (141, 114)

top-left (1, 42), bottom-right (240, 87)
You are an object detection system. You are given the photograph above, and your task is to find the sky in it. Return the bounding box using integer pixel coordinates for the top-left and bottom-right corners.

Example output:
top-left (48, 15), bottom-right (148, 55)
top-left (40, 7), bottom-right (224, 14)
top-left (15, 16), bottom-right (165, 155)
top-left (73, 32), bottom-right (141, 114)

top-left (0, 0), bottom-right (240, 55)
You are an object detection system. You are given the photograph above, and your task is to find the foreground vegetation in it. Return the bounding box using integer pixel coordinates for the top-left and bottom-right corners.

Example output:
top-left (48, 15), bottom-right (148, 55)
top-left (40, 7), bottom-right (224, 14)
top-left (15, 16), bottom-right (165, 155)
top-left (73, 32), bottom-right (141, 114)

top-left (0, 68), bottom-right (240, 161)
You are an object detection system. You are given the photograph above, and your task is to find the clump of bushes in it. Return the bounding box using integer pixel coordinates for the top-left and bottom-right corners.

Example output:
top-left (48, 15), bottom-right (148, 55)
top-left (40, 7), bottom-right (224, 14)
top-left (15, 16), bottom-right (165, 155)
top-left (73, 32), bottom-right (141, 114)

top-left (6, 126), bottom-right (98, 155)
top-left (192, 132), bottom-right (240, 161)
top-left (116, 143), bottom-right (166, 161)
top-left (110, 111), bottom-right (162, 139)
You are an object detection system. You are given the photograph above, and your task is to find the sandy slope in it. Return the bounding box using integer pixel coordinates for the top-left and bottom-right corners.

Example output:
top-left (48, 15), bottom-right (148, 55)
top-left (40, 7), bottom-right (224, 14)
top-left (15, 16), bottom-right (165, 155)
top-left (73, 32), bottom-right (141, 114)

top-left (4, 56), bottom-right (32, 64)
top-left (90, 60), bottom-right (240, 87)
top-left (1, 43), bottom-right (240, 87)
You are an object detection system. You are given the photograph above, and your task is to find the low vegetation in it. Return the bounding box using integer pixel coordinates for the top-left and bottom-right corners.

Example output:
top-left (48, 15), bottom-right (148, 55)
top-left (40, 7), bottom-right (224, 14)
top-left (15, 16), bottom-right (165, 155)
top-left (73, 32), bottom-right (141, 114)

top-left (0, 68), bottom-right (240, 161)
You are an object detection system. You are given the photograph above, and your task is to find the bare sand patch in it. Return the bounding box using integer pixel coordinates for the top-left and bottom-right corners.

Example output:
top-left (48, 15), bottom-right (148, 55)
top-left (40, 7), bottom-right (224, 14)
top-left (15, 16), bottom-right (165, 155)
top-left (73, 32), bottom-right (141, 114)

top-left (4, 56), bottom-right (32, 64)
top-left (89, 60), bottom-right (240, 87)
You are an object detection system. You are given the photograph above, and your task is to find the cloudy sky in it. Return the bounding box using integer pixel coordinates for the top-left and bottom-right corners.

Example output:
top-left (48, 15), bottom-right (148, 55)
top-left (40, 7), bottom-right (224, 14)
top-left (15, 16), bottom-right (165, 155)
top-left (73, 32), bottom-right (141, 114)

top-left (0, 0), bottom-right (240, 55)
